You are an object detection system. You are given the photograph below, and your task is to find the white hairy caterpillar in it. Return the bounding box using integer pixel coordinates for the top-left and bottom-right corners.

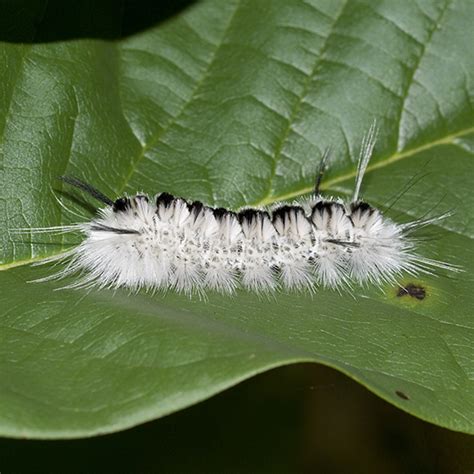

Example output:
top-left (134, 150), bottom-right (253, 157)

top-left (25, 125), bottom-right (454, 295)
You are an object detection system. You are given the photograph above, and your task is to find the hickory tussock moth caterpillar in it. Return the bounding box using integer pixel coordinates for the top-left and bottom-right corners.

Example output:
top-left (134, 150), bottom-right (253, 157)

top-left (23, 124), bottom-right (455, 295)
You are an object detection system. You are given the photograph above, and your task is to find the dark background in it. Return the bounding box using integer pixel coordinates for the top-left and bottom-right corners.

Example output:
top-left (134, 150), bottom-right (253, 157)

top-left (0, 0), bottom-right (196, 43)
top-left (1, 364), bottom-right (473, 473)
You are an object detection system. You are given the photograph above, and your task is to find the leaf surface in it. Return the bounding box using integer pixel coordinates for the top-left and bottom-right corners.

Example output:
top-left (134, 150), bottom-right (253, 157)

top-left (1, 0), bottom-right (473, 437)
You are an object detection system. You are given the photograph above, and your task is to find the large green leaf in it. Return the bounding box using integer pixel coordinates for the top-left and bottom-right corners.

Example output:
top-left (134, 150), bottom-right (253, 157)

top-left (1, 0), bottom-right (473, 438)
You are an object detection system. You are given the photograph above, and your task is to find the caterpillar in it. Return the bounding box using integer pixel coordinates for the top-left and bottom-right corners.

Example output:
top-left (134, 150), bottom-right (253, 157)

top-left (25, 125), bottom-right (454, 296)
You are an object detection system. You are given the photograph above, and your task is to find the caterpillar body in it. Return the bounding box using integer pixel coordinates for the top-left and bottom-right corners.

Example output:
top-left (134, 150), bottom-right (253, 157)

top-left (29, 127), bottom-right (453, 296)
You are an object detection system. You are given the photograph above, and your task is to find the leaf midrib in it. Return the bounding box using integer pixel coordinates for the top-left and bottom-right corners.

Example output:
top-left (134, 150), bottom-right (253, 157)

top-left (255, 126), bottom-right (474, 206)
top-left (2, 126), bottom-right (473, 271)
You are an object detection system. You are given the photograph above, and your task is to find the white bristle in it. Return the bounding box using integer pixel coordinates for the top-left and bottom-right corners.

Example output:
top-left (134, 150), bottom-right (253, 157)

top-left (20, 128), bottom-right (459, 296)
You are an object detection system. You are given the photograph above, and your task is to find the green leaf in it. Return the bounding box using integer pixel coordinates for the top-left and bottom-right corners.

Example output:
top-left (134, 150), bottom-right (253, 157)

top-left (1, 0), bottom-right (473, 438)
